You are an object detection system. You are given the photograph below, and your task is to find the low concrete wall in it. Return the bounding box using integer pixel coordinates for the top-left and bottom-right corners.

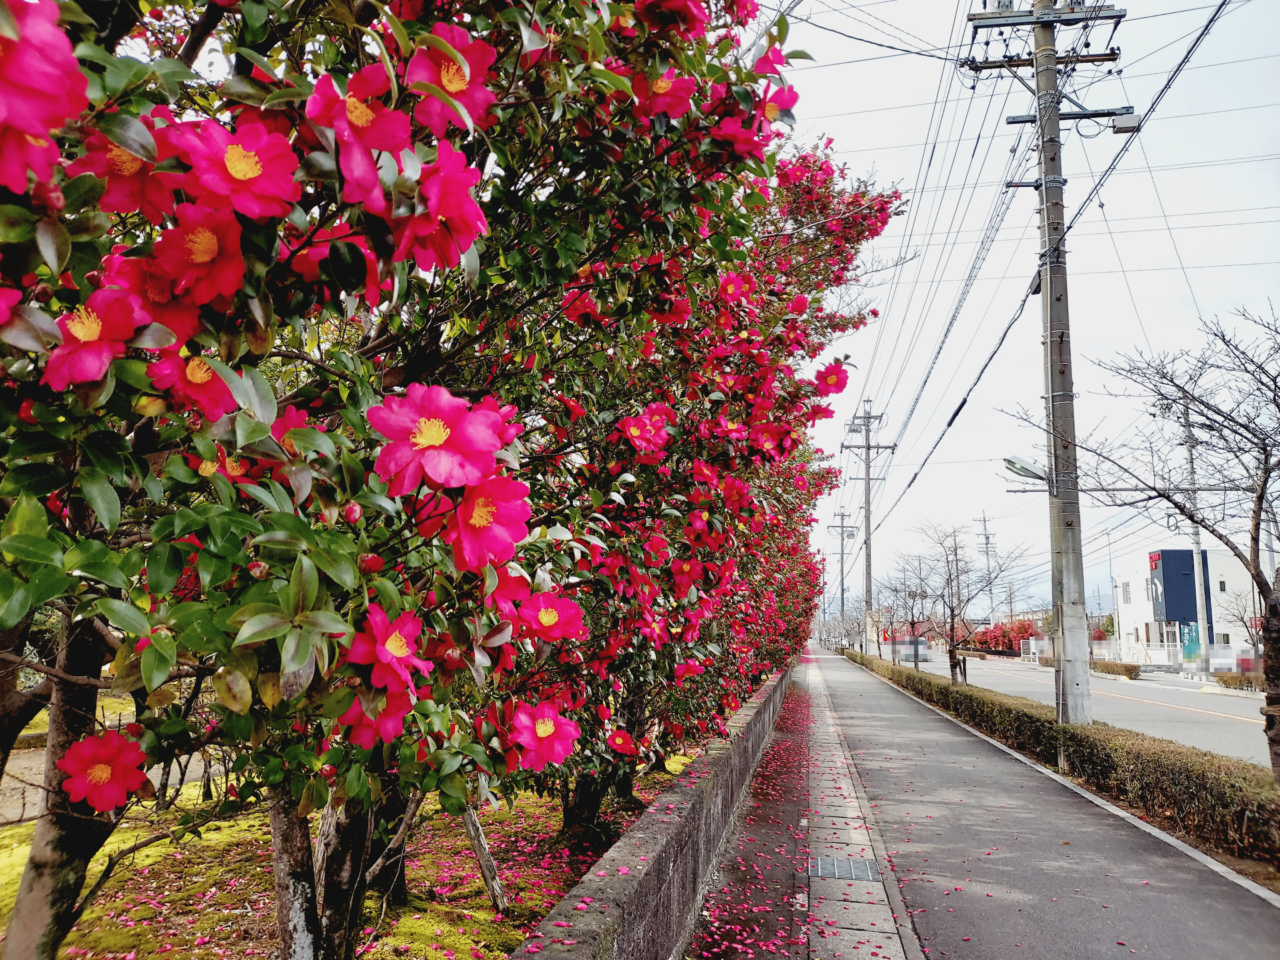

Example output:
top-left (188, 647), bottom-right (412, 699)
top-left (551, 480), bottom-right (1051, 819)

top-left (512, 663), bottom-right (793, 960)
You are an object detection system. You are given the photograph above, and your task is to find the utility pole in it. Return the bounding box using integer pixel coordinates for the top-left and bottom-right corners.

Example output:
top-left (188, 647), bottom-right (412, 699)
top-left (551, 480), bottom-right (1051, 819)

top-left (828, 511), bottom-right (855, 648)
top-left (975, 511), bottom-right (996, 623)
top-left (1182, 403), bottom-right (1211, 661)
top-left (844, 400), bottom-right (895, 655)
top-left (966, 1), bottom-right (1131, 728)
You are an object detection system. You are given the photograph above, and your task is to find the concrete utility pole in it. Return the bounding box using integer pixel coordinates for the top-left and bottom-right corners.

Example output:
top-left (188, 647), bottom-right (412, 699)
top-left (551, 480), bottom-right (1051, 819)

top-left (1182, 403), bottom-right (1211, 654)
top-left (844, 400), bottom-right (895, 654)
top-left (966, 0), bottom-right (1132, 727)
top-left (975, 511), bottom-right (996, 623)
top-left (829, 511), bottom-right (854, 647)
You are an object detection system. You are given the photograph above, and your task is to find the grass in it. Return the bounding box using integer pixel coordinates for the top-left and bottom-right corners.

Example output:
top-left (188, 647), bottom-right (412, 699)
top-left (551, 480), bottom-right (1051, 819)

top-left (0, 755), bottom-right (694, 958)
top-left (19, 695), bottom-right (136, 738)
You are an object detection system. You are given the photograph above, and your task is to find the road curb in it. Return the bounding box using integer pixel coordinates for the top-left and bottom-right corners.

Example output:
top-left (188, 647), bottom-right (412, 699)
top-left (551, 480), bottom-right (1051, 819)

top-left (849, 661), bottom-right (1280, 912)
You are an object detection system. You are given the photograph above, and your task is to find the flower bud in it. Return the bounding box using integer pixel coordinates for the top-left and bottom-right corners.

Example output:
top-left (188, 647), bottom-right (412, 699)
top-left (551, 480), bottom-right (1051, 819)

top-left (358, 553), bottom-right (384, 574)
top-left (17, 399), bottom-right (38, 425)
top-left (32, 283), bottom-right (54, 303)
top-left (126, 722), bottom-right (144, 738)
top-left (248, 561), bottom-right (270, 580)
top-left (320, 764), bottom-right (337, 779)
top-left (342, 501), bottom-right (363, 524)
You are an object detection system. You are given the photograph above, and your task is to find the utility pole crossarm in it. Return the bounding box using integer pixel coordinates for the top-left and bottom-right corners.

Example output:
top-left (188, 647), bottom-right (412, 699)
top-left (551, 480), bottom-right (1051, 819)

top-left (966, 5), bottom-right (1126, 29)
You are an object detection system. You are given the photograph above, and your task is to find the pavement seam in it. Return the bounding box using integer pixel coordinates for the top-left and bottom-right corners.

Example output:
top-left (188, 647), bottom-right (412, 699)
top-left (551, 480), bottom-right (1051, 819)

top-left (808, 654), bottom-right (928, 960)
top-left (850, 659), bottom-right (1280, 913)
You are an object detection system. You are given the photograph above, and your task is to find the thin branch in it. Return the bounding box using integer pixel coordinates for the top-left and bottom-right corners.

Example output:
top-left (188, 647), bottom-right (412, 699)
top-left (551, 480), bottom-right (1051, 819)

top-left (178, 4), bottom-right (224, 68)
top-left (0, 652), bottom-right (113, 688)
top-left (363, 788), bottom-right (424, 885)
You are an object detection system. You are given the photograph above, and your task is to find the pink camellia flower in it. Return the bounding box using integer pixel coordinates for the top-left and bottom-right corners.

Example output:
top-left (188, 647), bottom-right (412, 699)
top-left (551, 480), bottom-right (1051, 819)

top-left (406, 23), bottom-right (497, 138)
top-left (753, 46), bottom-right (785, 76)
top-left (670, 558), bottom-right (704, 595)
top-left (758, 83), bottom-right (799, 138)
top-left (0, 0), bottom-right (89, 193)
top-left (710, 117), bottom-right (766, 160)
top-left (0, 287), bottom-right (23, 326)
top-left (673, 659), bottom-right (705, 688)
top-left (721, 476), bottom-right (752, 514)
top-left (814, 361), bottom-right (848, 396)
top-left (618, 415), bottom-right (668, 453)
top-left (152, 202), bottom-right (245, 305)
top-left (518, 594), bottom-right (587, 644)
top-left (41, 289), bottom-right (148, 392)
top-left (146, 351), bottom-right (238, 421)
top-left (633, 69), bottom-right (696, 120)
top-left (443, 475), bottom-right (531, 574)
top-left (368, 384), bottom-right (504, 495)
top-left (484, 564), bottom-right (531, 619)
top-left (270, 404), bottom-right (324, 458)
top-left (392, 141), bottom-right (489, 272)
top-left (510, 702), bottom-right (581, 771)
top-left (173, 120), bottom-right (301, 219)
top-left (306, 66), bottom-right (410, 215)
top-left (606, 729), bottom-right (638, 756)
top-left (346, 604), bottom-right (432, 691)
top-left (66, 109), bottom-right (183, 224)
top-left (56, 730), bottom-right (148, 812)
top-left (634, 0), bottom-right (710, 40)
top-left (101, 248), bottom-right (201, 343)
top-left (284, 223), bottom-right (382, 308)
top-left (338, 688), bottom-right (413, 750)
top-left (718, 272), bottom-right (753, 304)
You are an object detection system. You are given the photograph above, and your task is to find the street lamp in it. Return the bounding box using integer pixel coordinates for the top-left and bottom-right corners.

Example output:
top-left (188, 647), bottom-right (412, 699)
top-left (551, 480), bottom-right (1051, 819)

top-left (1004, 456), bottom-right (1047, 482)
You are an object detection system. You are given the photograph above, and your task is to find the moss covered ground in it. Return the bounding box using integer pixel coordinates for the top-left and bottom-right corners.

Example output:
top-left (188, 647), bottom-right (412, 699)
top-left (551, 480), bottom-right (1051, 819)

top-left (0, 756), bottom-right (693, 959)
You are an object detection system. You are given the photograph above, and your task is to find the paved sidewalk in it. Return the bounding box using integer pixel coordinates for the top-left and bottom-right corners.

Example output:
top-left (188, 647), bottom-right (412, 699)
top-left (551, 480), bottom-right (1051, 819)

top-left (688, 653), bottom-right (920, 960)
top-left (817, 648), bottom-right (1280, 959)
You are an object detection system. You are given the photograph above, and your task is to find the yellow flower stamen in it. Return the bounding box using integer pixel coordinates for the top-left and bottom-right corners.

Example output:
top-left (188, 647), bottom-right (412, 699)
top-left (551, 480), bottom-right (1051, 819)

top-left (65, 306), bottom-right (102, 343)
top-left (439, 61), bottom-right (468, 95)
top-left (384, 631), bottom-right (409, 657)
top-left (224, 143), bottom-right (263, 180)
top-left (86, 763), bottom-right (113, 785)
top-left (764, 102), bottom-right (782, 122)
top-left (468, 497), bottom-right (496, 528)
top-left (410, 417), bottom-right (450, 449)
top-left (107, 144), bottom-right (145, 177)
top-left (652, 76), bottom-right (674, 95)
top-left (537, 608), bottom-right (559, 627)
top-left (534, 717), bottom-right (556, 738)
top-left (198, 460), bottom-right (219, 477)
top-left (186, 358), bottom-right (214, 384)
top-left (345, 96), bottom-right (375, 127)
top-left (185, 227), bottom-right (219, 264)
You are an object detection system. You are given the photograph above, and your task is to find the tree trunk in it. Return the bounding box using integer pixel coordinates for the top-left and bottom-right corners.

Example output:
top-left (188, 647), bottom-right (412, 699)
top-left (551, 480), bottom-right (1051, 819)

top-left (462, 804), bottom-right (509, 914)
top-left (1, 624), bottom-right (112, 960)
top-left (562, 772), bottom-right (609, 834)
top-left (1261, 581), bottom-right (1280, 783)
top-left (366, 787), bottom-right (411, 907)
top-left (315, 800), bottom-right (373, 960)
top-left (269, 787), bottom-right (323, 960)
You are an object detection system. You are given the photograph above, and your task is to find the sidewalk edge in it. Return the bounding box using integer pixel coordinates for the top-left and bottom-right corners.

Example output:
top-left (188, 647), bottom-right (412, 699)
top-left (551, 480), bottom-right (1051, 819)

top-left (851, 661), bottom-right (1280, 912)
top-left (813, 655), bottom-right (928, 960)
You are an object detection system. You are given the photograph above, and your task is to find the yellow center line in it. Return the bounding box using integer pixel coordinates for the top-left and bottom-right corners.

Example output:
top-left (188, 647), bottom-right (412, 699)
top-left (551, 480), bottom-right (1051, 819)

top-left (982, 666), bottom-right (1264, 725)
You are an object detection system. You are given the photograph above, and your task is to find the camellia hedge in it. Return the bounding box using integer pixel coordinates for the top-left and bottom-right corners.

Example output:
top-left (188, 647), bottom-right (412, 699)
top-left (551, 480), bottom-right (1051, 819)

top-left (844, 651), bottom-right (1280, 867)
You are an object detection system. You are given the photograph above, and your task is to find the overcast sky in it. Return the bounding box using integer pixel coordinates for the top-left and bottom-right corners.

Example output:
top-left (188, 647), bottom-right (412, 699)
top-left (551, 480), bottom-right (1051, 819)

top-left (781, 0), bottom-right (1279, 622)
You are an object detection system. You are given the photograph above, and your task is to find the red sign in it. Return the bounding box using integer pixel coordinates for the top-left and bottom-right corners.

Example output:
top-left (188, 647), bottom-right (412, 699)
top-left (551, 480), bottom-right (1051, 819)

top-left (1149, 551), bottom-right (1161, 571)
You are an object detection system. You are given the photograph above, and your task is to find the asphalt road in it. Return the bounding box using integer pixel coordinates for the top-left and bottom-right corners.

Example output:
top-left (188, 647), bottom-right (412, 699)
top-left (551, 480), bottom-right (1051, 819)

top-left (900, 655), bottom-right (1270, 768)
top-left (820, 652), bottom-right (1280, 960)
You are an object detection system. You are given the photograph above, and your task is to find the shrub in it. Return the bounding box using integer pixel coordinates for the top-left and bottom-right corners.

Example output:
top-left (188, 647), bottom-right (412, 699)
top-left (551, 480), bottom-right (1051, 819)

top-left (1217, 675), bottom-right (1265, 692)
top-left (959, 650), bottom-right (987, 660)
top-left (1092, 661), bottom-right (1141, 680)
top-left (845, 651), bottom-right (1280, 866)
top-left (1039, 656), bottom-right (1055, 669)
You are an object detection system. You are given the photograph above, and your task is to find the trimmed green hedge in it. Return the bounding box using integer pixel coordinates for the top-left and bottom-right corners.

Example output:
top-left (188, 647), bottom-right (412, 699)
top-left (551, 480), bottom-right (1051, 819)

top-left (844, 650), bottom-right (1280, 866)
top-left (1093, 660), bottom-right (1142, 680)
top-left (1217, 674), bottom-right (1264, 692)
top-left (1038, 656), bottom-right (1054, 668)
top-left (959, 650), bottom-right (988, 660)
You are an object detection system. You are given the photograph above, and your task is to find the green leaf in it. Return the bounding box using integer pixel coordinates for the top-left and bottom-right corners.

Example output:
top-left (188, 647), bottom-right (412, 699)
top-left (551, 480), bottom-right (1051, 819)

top-left (235, 610), bottom-right (292, 646)
top-left (241, 366), bottom-right (278, 425)
top-left (147, 543), bottom-right (184, 597)
top-left (320, 686), bottom-right (356, 718)
top-left (212, 668), bottom-right (253, 715)
top-left (236, 414), bottom-right (273, 449)
top-left (141, 642), bottom-right (174, 691)
top-left (0, 573), bottom-right (31, 631)
top-left (294, 610), bottom-right (350, 635)
top-left (0, 535), bottom-right (63, 567)
top-left (204, 358), bottom-right (254, 415)
top-left (95, 112), bottom-right (157, 164)
top-left (97, 598), bottom-right (151, 636)
top-left (78, 466), bottom-right (120, 535)
top-left (35, 218), bottom-right (71, 274)
top-left (408, 82), bottom-right (473, 135)
top-left (0, 204), bottom-right (37, 243)
top-left (1, 493), bottom-right (48, 545)
top-left (219, 74), bottom-right (273, 106)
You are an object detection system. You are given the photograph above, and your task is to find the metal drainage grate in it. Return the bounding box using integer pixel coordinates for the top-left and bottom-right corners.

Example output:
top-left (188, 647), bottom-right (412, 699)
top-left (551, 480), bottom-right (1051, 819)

top-left (808, 857), bottom-right (880, 881)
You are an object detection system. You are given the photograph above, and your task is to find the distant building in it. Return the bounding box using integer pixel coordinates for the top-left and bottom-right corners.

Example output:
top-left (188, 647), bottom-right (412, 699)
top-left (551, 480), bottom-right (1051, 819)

top-left (1113, 547), bottom-right (1260, 666)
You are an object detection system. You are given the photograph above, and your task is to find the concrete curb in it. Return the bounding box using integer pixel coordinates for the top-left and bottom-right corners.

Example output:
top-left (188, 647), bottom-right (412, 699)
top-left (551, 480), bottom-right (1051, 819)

top-left (848, 659), bottom-right (1280, 912)
top-left (512, 662), bottom-right (794, 960)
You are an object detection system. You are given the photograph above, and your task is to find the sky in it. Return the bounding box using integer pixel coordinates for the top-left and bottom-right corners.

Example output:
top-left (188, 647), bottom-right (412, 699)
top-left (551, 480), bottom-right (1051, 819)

top-left (778, 0), bottom-right (1280, 623)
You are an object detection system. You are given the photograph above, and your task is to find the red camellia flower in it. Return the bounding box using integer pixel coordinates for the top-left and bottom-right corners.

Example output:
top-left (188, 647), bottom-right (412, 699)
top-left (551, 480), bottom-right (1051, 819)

top-left (56, 730), bottom-right (148, 811)
top-left (306, 66), bottom-right (410, 215)
top-left (674, 659), bottom-right (705, 687)
top-left (758, 83), bottom-right (799, 138)
top-left (41, 289), bottom-right (148, 391)
top-left (518, 593), bottom-right (587, 644)
top-left (606, 729), bottom-right (638, 755)
top-left (186, 445), bottom-right (257, 484)
top-left (0, 287), bottom-right (21, 325)
top-left (66, 108), bottom-right (183, 224)
top-left (152, 202), bottom-right (245, 305)
top-left (101, 248), bottom-right (201, 343)
top-left (814, 361), bottom-right (848, 396)
top-left (635, 0), bottom-right (710, 40)
top-left (633, 69), bottom-right (697, 120)
top-left (338, 688), bottom-right (412, 750)
top-left (510, 702), bottom-right (581, 771)
top-left (444, 475), bottom-right (531, 573)
top-left (173, 120), bottom-right (301, 219)
top-left (407, 23), bottom-right (497, 138)
top-left (368, 383), bottom-right (505, 495)
top-left (0, 0), bottom-right (89, 193)
top-left (346, 604), bottom-right (432, 691)
top-left (718, 272), bottom-right (754, 304)
top-left (392, 141), bottom-right (489, 272)
top-left (147, 350), bottom-right (238, 421)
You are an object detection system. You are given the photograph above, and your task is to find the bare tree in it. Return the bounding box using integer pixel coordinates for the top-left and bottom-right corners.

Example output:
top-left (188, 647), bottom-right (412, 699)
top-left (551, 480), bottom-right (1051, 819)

top-left (1066, 308), bottom-right (1280, 780)
top-left (884, 554), bottom-right (938, 670)
top-left (917, 523), bottom-right (1022, 685)
top-left (1217, 588), bottom-right (1264, 669)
